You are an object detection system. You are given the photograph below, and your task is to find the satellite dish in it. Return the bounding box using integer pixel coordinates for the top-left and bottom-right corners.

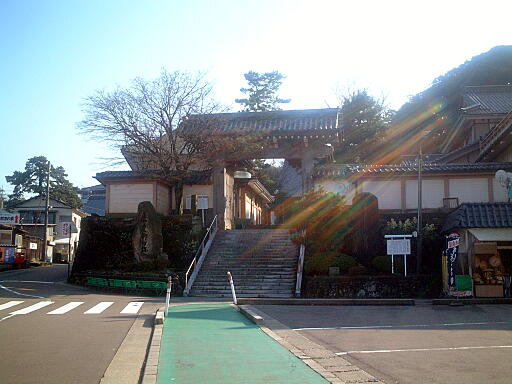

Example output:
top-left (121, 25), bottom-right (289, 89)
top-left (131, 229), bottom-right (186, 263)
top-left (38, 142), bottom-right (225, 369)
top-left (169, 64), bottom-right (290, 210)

top-left (495, 170), bottom-right (512, 188)
top-left (495, 170), bottom-right (512, 201)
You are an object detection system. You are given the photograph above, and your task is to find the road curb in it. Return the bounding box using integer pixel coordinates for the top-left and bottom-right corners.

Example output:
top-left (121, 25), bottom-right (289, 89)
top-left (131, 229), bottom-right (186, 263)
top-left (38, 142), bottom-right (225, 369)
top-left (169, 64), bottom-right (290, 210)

top-left (140, 307), bottom-right (165, 384)
top-left (237, 304), bottom-right (384, 383)
top-left (237, 298), bottom-right (415, 306)
top-left (100, 308), bottom-right (154, 384)
top-left (433, 298), bottom-right (512, 305)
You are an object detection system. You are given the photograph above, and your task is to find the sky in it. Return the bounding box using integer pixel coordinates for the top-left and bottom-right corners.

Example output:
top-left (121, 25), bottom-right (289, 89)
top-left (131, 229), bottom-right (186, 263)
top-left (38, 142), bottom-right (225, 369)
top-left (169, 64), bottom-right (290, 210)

top-left (1, 0), bottom-right (511, 195)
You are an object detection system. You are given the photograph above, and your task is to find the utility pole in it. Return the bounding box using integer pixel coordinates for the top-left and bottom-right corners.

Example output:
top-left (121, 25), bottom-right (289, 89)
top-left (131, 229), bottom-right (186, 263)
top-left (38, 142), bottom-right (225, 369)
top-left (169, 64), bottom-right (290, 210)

top-left (0, 186), bottom-right (5, 209)
top-left (42, 161), bottom-right (51, 262)
top-left (416, 147), bottom-right (423, 274)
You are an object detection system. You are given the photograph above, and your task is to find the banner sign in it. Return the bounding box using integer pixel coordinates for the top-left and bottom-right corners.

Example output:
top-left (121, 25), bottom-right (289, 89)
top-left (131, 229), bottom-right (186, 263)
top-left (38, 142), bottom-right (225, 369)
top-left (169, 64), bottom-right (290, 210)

top-left (4, 247), bottom-right (15, 264)
top-left (56, 222), bottom-right (78, 237)
top-left (446, 233), bottom-right (460, 288)
top-left (0, 213), bottom-right (20, 225)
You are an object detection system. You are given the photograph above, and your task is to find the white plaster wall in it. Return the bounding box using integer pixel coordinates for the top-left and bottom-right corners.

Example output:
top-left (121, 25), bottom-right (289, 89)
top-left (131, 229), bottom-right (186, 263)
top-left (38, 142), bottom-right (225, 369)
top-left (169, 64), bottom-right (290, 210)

top-left (449, 178), bottom-right (488, 203)
top-left (109, 183), bottom-right (154, 214)
top-left (156, 184), bottom-right (170, 215)
top-left (316, 179), bottom-right (356, 204)
top-left (362, 180), bottom-right (401, 209)
top-left (406, 179), bottom-right (445, 209)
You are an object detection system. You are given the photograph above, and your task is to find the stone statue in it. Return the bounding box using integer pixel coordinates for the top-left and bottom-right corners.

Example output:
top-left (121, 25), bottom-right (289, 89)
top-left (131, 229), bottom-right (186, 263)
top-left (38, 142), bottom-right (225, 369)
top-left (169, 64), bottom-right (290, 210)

top-left (132, 201), bottom-right (165, 264)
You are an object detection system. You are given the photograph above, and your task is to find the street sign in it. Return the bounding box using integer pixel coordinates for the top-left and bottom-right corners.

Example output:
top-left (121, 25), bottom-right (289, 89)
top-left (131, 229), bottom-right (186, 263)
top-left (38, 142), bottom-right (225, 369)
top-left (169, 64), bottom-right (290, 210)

top-left (0, 213), bottom-right (20, 225)
top-left (387, 239), bottom-right (411, 255)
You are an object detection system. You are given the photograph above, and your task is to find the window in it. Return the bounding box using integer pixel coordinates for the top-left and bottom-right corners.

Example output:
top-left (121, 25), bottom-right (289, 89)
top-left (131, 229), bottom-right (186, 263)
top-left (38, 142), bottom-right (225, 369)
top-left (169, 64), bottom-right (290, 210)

top-left (185, 195), bottom-right (209, 210)
top-left (0, 230), bottom-right (12, 244)
top-left (198, 195), bottom-right (208, 210)
top-left (20, 211), bottom-right (56, 224)
top-left (59, 215), bottom-right (72, 223)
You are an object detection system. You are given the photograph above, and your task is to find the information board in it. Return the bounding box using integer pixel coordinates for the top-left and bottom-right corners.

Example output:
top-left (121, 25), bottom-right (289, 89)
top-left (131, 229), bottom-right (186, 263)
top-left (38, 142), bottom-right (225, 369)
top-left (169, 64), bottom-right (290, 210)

top-left (386, 239), bottom-right (411, 255)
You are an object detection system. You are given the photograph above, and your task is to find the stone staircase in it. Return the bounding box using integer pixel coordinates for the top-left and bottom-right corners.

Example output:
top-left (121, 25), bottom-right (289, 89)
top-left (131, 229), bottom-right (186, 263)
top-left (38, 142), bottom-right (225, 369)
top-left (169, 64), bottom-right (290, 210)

top-left (189, 229), bottom-right (298, 298)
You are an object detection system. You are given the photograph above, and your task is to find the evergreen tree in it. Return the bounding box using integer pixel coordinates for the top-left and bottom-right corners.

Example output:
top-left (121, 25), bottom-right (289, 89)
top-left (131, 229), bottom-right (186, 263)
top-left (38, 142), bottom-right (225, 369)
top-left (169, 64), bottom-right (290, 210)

top-left (5, 156), bottom-right (82, 208)
top-left (235, 71), bottom-right (290, 111)
top-left (334, 89), bottom-right (394, 163)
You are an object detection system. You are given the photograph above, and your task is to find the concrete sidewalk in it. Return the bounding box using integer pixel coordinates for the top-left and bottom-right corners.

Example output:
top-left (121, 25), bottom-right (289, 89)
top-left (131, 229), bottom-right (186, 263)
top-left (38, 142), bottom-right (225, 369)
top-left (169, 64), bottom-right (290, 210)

top-left (156, 303), bottom-right (328, 384)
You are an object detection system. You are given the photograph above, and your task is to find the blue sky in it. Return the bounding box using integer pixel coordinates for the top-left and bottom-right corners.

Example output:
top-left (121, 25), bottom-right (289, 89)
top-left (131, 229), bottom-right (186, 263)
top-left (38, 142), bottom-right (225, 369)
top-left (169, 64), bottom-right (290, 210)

top-left (1, 0), bottom-right (510, 195)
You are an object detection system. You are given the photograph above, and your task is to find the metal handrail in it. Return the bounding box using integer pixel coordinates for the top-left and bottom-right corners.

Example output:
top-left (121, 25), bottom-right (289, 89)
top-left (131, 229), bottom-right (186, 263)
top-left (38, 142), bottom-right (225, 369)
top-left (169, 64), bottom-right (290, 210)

top-left (184, 215), bottom-right (218, 295)
top-left (295, 230), bottom-right (306, 297)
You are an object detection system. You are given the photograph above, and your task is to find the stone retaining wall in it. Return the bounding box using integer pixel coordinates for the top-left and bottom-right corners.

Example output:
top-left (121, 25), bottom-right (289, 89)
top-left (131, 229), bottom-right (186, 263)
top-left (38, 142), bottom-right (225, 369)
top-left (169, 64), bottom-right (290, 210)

top-left (303, 275), bottom-right (440, 298)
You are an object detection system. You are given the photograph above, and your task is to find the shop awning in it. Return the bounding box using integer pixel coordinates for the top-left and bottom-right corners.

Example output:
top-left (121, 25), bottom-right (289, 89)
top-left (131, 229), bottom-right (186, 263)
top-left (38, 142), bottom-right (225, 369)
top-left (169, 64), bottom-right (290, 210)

top-left (468, 228), bottom-right (512, 241)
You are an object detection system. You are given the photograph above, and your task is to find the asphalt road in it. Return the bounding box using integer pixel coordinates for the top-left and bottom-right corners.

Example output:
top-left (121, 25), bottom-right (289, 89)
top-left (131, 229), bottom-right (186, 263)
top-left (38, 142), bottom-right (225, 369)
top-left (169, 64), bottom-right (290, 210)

top-left (0, 265), bottom-right (164, 384)
top-left (255, 303), bottom-right (512, 384)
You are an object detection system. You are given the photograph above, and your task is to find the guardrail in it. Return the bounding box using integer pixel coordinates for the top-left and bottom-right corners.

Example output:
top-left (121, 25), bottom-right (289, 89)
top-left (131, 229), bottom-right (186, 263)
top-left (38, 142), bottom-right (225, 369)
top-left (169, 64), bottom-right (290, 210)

top-left (183, 215), bottom-right (218, 296)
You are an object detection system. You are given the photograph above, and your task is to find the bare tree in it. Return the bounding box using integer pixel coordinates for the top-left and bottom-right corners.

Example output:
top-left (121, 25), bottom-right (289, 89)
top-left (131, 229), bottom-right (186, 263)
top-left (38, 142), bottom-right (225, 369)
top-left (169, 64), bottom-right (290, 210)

top-left (78, 70), bottom-right (225, 212)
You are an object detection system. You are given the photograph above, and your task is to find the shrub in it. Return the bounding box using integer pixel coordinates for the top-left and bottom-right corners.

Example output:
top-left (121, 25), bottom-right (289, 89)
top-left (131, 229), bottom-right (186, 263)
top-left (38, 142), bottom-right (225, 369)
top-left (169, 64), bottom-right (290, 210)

top-left (333, 254), bottom-right (357, 273)
top-left (304, 251), bottom-right (337, 275)
top-left (348, 264), bottom-right (368, 276)
top-left (372, 256), bottom-right (391, 273)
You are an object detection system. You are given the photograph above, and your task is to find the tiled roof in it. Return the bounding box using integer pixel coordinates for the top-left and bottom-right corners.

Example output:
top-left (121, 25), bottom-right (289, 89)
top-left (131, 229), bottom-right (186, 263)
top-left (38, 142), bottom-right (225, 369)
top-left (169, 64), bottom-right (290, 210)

top-left (82, 196), bottom-right (105, 216)
top-left (442, 202), bottom-right (512, 232)
top-left (436, 143), bottom-right (479, 163)
top-left (95, 170), bottom-right (212, 184)
top-left (462, 85), bottom-right (512, 115)
top-left (314, 162), bottom-right (512, 177)
top-left (79, 184), bottom-right (105, 193)
top-left (185, 108), bottom-right (340, 136)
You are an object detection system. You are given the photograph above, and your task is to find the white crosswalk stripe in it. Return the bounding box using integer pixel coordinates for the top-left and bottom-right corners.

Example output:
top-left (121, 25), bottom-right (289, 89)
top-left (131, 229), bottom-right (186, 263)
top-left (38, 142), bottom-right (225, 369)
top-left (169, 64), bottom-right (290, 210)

top-left (84, 302), bottom-right (114, 314)
top-left (47, 302), bottom-right (84, 315)
top-left (0, 300), bottom-right (146, 317)
top-left (120, 302), bottom-right (144, 314)
top-left (10, 301), bottom-right (54, 315)
top-left (0, 301), bottom-right (24, 311)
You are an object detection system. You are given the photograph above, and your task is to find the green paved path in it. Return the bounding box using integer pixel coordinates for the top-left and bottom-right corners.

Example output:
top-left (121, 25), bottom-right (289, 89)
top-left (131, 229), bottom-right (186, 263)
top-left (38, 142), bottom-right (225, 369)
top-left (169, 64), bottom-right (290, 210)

top-left (157, 303), bottom-right (327, 384)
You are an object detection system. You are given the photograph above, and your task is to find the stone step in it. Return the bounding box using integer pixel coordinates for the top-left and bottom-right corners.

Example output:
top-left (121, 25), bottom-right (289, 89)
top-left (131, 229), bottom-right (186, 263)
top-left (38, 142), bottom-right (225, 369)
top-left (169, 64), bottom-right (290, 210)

top-left (195, 280), bottom-right (295, 286)
top-left (190, 289), bottom-right (294, 295)
top-left (189, 228), bottom-right (299, 298)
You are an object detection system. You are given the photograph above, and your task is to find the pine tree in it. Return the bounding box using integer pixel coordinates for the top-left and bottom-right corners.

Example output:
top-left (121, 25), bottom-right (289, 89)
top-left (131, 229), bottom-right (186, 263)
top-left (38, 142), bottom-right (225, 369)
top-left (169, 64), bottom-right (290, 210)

top-left (235, 71), bottom-right (290, 111)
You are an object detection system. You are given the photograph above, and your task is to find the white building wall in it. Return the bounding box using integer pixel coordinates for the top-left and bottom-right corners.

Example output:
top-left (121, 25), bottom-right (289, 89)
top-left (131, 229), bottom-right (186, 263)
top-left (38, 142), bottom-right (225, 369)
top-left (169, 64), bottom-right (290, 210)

top-left (316, 180), bottom-right (356, 204)
top-left (109, 183), bottom-right (154, 214)
top-left (406, 179), bottom-right (445, 209)
top-left (361, 180), bottom-right (401, 210)
top-left (449, 178), bottom-right (489, 203)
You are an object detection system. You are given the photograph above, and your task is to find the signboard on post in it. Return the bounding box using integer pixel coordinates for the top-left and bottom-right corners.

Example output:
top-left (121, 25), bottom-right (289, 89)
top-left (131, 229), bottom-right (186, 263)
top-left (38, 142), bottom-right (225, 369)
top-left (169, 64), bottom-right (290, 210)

top-left (385, 234), bottom-right (412, 276)
top-left (386, 239), bottom-right (411, 255)
top-left (0, 213), bottom-right (20, 225)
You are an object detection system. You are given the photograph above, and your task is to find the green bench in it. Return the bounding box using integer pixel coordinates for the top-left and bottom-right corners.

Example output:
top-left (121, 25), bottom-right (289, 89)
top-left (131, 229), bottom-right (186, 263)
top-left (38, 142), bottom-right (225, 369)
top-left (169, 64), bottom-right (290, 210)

top-left (86, 277), bottom-right (109, 288)
top-left (85, 277), bottom-right (167, 295)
